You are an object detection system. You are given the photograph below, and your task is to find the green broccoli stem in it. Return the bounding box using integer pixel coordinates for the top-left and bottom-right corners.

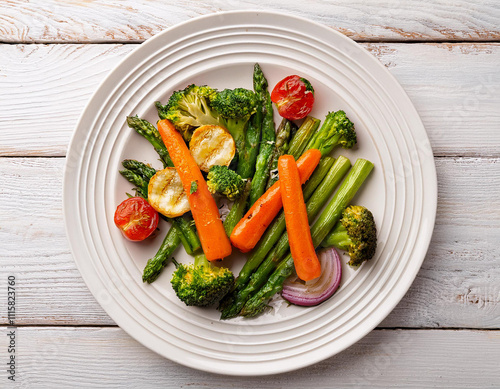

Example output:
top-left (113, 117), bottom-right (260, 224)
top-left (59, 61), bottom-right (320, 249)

top-left (220, 156), bottom-right (349, 319)
top-left (236, 106), bottom-right (262, 179)
top-left (310, 132), bottom-right (343, 155)
top-left (248, 65), bottom-right (275, 207)
top-left (142, 225), bottom-right (181, 283)
top-left (223, 181), bottom-right (251, 237)
top-left (304, 111), bottom-right (337, 152)
top-left (265, 118), bottom-right (295, 190)
top-left (321, 222), bottom-right (351, 249)
top-left (305, 110), bottom-right (356, 154)
top-left (240, 158), bottom-right (374, 317)
top-left (224, 120), bottom-right (247, 160)
top-left (126, 116), bottom-right (173, 168)
top-left (287, 116), bottom-right (321, 160)
top-left (194, 253), bottom-right (210, 267)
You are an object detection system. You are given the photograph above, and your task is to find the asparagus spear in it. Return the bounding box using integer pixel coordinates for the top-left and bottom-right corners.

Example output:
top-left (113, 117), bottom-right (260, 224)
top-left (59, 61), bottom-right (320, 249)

top-left (240, 158), bottom-right (374, 317)
top-left (142, 225), bottom-right (181, 283)
top-left (248, 64), bottom-right (275, 207)
top-left (121, 159), bottom-right (156, 180)
top-left (236, 110), bottom-right (261, 179)
top-left (220, 156), bottom-right (350, 319)
top-left (119, 169), bottom-right (149, 199)
top-left (126, 116), bottom-right (173, 168)
top-left (266, 118), bottom-right (296, 190)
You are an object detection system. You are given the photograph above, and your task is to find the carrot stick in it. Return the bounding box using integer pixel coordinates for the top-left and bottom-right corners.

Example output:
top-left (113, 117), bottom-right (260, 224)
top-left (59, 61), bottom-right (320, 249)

top-left (230, 149), bottom-right (321, 253)
top-left (157, 119), bottom-right (232, 261)
top-left (278, 155), bottom-right (321, 281)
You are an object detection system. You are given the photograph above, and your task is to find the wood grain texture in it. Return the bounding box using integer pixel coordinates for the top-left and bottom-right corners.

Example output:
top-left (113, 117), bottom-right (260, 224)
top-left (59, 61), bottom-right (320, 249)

top-left (1, 0), bottom-right (499, 43)
top-left (0, 44), bottom-right (133, 156)
top-left (0, 327), bottom-right (498, 387)
top-left (0, 43), bottom-right (499, 157)
top-left (0, 157), bottom-right (499, 327)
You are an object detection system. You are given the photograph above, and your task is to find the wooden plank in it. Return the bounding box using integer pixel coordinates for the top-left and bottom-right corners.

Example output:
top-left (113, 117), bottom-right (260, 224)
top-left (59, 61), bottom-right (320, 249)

top-left (0, 44), bottom-right (133, 157)
top-left (0, 158), bottom-right (111, 325)
top-left (0, 43), bottom-right (499, 157)
top-left (364, 43), bottom-right (500, 158)
top-left (382, 158), bottom-right (500, 328)
top-left (0, 157), bottom-right (499, 327)
top-left (0, 327), bottom-right (498, 387)
top-left (1, 1), bottom-right (499, 43)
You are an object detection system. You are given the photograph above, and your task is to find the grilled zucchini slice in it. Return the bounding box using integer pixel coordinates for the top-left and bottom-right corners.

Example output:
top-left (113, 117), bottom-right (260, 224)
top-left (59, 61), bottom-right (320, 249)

top-left (189, 125), bottom-right (235, 172)
top-left (148, 167), bottom-right (190, 217)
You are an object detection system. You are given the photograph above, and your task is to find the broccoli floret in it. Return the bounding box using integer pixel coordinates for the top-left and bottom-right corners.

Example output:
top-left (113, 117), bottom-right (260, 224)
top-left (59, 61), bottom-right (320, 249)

top-left (321, 205), bottom-right (377, 267)
top-left (155, 85), bottom-right (222, 141)
top-left (171, 254), bottom-right (234, 307)
top-left (307, 110), bottom-right (357, 153)
top-left (209, 88), bottom-right (257, 154)
top-left (206, 165), bottom-right (245, 200)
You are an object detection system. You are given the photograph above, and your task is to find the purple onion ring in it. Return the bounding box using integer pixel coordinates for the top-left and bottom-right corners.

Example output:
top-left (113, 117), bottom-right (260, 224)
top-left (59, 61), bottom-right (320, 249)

top-left (282, 247), bottom-right (342, 306)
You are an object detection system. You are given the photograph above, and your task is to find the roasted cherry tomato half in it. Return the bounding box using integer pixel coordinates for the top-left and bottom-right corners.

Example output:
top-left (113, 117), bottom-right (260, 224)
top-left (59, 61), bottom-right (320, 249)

top-left (114, 197), bottom-right (159, 241)
top-left (271, 75), bottom-right (315, 120)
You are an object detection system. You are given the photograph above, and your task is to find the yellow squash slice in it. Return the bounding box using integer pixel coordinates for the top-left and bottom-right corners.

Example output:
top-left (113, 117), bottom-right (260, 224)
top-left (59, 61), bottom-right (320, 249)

top-left (189, 125), bottom-right (235, 172)
top-left (148, 167), bottom-right (190, 218)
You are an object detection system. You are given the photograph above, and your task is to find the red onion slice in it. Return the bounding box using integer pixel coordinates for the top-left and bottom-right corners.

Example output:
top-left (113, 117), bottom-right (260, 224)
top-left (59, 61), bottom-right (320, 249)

top-left (282, 247), bottom-right (342, 306)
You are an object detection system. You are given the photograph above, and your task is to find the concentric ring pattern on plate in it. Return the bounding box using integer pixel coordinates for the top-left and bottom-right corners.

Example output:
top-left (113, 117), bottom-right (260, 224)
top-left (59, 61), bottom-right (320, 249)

top-left (64, 11), bottom-right (437, 375)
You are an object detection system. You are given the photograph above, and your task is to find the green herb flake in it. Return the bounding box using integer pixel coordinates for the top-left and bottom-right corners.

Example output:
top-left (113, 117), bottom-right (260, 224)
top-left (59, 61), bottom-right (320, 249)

top-left (190, 180), bottom-right (198, 194)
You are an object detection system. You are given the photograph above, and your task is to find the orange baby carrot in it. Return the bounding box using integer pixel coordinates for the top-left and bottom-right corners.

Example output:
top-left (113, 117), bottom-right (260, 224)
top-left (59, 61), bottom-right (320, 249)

top-left (230, 149), bottom-right (321, 253)
top-left (278, 155), bottom-right (321, 281)
top-left (157, 119), bottom-right (232, 261)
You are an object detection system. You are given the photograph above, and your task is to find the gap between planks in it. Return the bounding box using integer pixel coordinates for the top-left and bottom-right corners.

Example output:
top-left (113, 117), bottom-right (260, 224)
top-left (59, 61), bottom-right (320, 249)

top-left (1, 323), bottom-right (499, 331)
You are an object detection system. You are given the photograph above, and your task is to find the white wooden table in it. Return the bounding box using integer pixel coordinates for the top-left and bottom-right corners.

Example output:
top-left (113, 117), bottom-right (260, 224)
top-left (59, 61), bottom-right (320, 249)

top-left (1, 1), bottom-right (499, 387)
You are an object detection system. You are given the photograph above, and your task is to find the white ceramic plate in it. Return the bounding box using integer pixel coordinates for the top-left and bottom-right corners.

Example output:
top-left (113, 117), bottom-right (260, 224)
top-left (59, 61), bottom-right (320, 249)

top-left (64, 11), bottom-right (437, 375)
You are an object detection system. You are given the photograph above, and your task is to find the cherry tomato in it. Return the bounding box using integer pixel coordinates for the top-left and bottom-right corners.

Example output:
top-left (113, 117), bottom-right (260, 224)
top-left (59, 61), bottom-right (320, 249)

top-left (114, 197), bottom-right (159, 241)
top-left (271, 75), bottom-right (315, 120)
